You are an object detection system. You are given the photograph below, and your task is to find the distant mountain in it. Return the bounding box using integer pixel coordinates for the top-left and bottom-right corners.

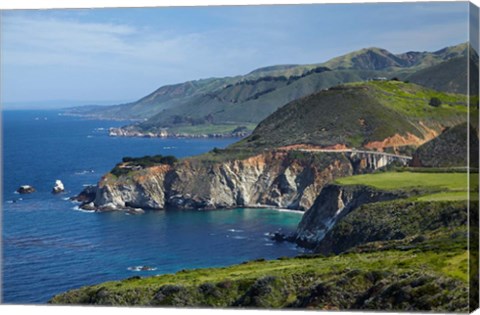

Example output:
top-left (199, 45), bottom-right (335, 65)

top-left (321, 43), bottom-right (468, 71)
top-left (64, 43), bottom-right (470, 135)
top-left (231, 81), bottom-right (468, 152)
top-left (405, 49), bottom-right (479, 94)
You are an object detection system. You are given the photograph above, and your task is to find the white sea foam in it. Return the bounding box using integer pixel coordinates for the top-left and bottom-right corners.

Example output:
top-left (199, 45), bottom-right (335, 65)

top-left (232, 236), bottom-right (247, 240)
top-left (264, 243), bottom-right (274, 246)
top-left (75, 170), bottom-right (95, 175)
top-left (72, 206), bottom-right (94, 213)
top-left (228, 229), bottom-right (244, 233)
top-left (253, 204), bottom-right (303, 214)
top-left (276, 208), bottom-right (304, 214)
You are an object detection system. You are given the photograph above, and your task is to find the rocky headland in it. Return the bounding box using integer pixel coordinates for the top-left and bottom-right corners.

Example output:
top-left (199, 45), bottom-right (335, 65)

top-left (75, 150), bottom-right (359, 212)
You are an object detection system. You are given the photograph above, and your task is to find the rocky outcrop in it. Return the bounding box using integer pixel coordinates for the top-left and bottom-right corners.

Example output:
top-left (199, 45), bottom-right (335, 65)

top-left (76, 147), bottom-right (416, 213)
top-left (314, 200), bottom-right (468, 255)
top-left (293, 184), bottom-right (404, 248)
top-left (16, 185), bottom-right (35, 194)
top-left (52, 180), bottom-right (65, 194)
top-left (77, 151), bottom-right (364, 212)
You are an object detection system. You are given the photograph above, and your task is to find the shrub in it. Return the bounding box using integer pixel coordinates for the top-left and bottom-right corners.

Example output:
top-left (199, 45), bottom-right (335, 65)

top-left (112, 155), bottom-right (178, 176)
top-left (429, 97), bottom-right (442, 107)
top-left (248, 134), bottom-right (261, 142)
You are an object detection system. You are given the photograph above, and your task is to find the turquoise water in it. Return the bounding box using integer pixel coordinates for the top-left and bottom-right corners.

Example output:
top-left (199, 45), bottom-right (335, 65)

top-left (2, 110), bottom-right (305, 304)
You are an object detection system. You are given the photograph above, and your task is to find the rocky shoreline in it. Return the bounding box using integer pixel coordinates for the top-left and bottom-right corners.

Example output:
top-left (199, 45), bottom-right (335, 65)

top-left (70, 148), bottom-right (410, 250)
top-left (108, 127), bottom-right (251, 139)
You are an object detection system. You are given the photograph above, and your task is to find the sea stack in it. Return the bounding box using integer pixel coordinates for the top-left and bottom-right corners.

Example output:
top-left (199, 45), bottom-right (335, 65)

top-left (52, 180), bottom-right (65, 194)
top-left (17, 185), bottom-right (35, 194)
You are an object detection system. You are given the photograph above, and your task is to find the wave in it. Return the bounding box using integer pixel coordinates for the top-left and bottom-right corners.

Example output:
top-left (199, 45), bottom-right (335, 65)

top-left (228, 229), bottom-right (244, 233)
top-left (232, 235), bottom-right (247, 240)
top-left (72, 206), bottom-right (95, 213)
top-left (75, 170), bottom-right (95, 175)
top-left (275, 208), bottom-right (304, 214)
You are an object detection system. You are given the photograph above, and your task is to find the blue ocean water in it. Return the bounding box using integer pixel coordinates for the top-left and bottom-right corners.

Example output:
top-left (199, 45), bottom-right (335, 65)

top-left (2, 110), bottom-right (305, 304)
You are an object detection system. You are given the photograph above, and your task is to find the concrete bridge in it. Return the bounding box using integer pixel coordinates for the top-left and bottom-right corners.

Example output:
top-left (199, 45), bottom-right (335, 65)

top-left (296, 148), bottom-right (412, 170)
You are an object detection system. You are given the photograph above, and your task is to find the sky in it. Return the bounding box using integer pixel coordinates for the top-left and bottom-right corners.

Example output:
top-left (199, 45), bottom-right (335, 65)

top-left (0, 1), bottom-right (471, 109)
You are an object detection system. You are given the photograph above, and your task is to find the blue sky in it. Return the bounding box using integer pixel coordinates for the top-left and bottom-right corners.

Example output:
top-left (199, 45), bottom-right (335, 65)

top-left (0, 2), bottom-right (470, 108)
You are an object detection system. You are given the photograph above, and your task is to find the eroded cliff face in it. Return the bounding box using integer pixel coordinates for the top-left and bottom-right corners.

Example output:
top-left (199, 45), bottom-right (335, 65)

top-left (84, 151), bottom-right (357, 212)
top-left (294, 185), bottom-right (403, 248)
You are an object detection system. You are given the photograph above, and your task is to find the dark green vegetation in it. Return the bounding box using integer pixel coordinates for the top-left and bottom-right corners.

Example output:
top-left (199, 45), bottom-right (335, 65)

top-left (110, 155), bottom-right (177, 177)
top-left (232, 80), bottom-right (467, 151)
top-left (315, 199), bottom-right (468, 254)
top-left (405, 52), bottom-right (479, 95)
top-left (412, 122), bottom-right (479, 168)
top-left (65, 43), bottom-right (470, 135)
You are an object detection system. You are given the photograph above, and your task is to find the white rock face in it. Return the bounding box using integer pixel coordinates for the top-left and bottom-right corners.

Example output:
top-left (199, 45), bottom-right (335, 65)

top-left (92, 151), bottom-right (355, 211)
top-left (52, 180), bottom-right (65, 194)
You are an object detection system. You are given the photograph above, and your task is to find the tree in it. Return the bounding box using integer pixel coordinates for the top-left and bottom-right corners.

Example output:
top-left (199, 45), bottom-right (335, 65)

top-left (429, 97), bottom-right (442, 107)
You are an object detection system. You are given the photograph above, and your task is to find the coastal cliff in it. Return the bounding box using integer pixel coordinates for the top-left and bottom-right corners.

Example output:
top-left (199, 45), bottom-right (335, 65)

top-left (82, 151), bottom-right (357, 212)
top-left (293, 184), bottom-right (404, 248)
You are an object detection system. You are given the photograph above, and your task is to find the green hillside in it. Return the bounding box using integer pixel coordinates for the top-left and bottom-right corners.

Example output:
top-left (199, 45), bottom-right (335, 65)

top-left (322, 43), bottom-right (467, 71)
top-left (411, 122), bottom-right (479, 168)
top-left (137, 68), bottom-right (394, 133)
top-left (406, 54), bottom-right (479, 94)
top-left (231, 81), bottom-right (468, 151)
top-left (63, 43), bottom-right (469, 129)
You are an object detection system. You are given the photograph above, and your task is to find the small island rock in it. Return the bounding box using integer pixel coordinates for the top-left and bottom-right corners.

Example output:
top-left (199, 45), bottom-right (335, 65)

top-left (17, 185), bottom-right (35, 194)
top-left (52, 180), bottom-right (65, 194)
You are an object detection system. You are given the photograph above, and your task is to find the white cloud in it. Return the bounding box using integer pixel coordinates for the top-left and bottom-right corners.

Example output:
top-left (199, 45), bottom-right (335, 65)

top-left (0, 4), bottom-right (471, 104)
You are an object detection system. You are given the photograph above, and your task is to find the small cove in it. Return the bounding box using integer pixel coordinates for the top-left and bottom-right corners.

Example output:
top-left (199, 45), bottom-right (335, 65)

top-left (2, 110), bottom-right (305, 303)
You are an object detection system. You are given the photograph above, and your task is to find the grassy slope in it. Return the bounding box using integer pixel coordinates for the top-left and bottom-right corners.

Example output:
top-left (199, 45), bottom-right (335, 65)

top-left (50, 225), bottom-right (468, 311)
top-left (335, 171), bottom-right (479, 202)
top-left (51, 171), bottom-right (473, 311)
top-left (137, 69), bottom-right (394, 132)
top-left (335, 172), bottom-right (468, 193)
top-left (232, 81), bottom-right (467, 151)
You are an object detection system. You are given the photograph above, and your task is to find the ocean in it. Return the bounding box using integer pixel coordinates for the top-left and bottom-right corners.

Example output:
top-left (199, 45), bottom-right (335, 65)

top-left (2, 110), bottom-right (305, 304)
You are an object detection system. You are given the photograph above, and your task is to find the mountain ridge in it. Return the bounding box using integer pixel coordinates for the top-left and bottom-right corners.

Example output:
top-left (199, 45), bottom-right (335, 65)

top-left (63, 43), bottom-right (470, 130)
